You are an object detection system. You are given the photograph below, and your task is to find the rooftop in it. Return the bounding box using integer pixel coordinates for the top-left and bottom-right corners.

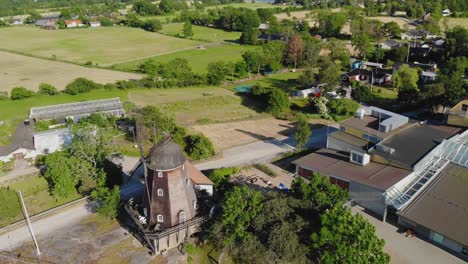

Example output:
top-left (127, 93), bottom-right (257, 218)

top-left (341, 115), bottom-right (413, 140)
top-left (370, 124), bottom-right (461, 169)
top-left (147, 140), bottom-right (186, 171)
top-left (184, 161), bottom-right (213, 185)
top-left (0, 122), bottom-right (34, 156)
top-left (292, 148), bottom-right (411, 190)
top-left (328, 130), bottom-right (373, 151)
top-left (380, 39), bottom-right (400, 46)
top-left (30, 98), bottom-right (124, 120)
top-left (398, 163), bottom-right (468, 246)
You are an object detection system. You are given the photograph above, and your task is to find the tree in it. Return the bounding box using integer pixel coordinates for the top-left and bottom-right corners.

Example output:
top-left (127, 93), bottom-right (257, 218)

top-left (240, 27), bottom-right (258, 45)
top-left (383, 21), bottom-right (401, 37)
top-left (242, 50), bottom-right (264, 76)
top-left (294, 114), bottom-right (311, 150)
top-left (311, 206), bottom-right (390, 263)
top-left (319, 61), bottom-right (340, 92)
top-left (316, 12), bottom-right (347, 37)
top-left (445, 26), bottom-right (468, 59)
top-left (327, 98), bottom-right (360, 116)
top-left (64, 78), bottom-right (102, 95)
top-left (392, 64), bottom-right (419, 91)
top-left (38, 83), bottom-right (58, 95)
top-left (267, 89), bottom-right (290, 115)
top-left (206, 61), bottom-right (226, 85)
top-left (44, 151), bottom-right (76, 198)
top-left (143, 19), bottom-right (162, 32)
top-left (234, 61), bottom-right (248, 78)
top-left (10, 87), bottom-right (35, 100)
top-left (184, 134), bottom-right (215, 160)
top-left (352, 33), bottom-right (372, 59)
top-left (92, 186), bottom-right (120, 218)
top-left (291, 175), bottom-right (347, 212)
top-left (221, 186), bottom-right (263, 243)
top-left (288, 33), bottom-right (304, 69)
top-left (183, 20), bottom-right (193, 38)
top-left (99, 17), bottom-right (113, 27)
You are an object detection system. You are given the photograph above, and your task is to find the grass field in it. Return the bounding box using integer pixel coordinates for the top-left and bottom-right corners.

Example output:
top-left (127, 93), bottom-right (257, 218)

top-left (0, 26), bottom-right (202, 65)
top-left (128, 87), bottom-right (268, 126)
top-left (160, 23), bottom-right (242, 43)
top-left (113, 44), bottom-right (256, 73)
top-left (0, 89), bottom-right (128, 145)
top-left (0, 51), bottom-right (142, 92)
top-left (0, 176), bottom-right (82, 228)
top-left (441, 18), bottom-right (468, 30)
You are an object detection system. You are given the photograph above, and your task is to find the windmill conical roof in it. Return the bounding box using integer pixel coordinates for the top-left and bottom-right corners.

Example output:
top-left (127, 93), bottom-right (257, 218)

top-left (147, 140), bottom-right (186, 171)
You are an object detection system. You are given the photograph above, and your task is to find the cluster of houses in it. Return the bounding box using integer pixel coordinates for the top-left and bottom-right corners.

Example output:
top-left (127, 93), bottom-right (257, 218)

top-left (292, 103), bottom-right (468, 260)
top-left (34, 16), bottom-right (101, 30)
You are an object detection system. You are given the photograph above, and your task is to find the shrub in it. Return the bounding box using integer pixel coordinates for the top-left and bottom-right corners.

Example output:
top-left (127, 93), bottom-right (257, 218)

top-left (10, 87), bottom-right (35, 100)
top-left (92, 186), bottom-right (120, 218)
top-left (115, 80), bottom-right (139, 89)
top-left (267, 89), bottom-right (290, 115)
top-left (143, 19), bottom-right (162, 32)
top-left (64, 78), bottom-right (102, 95)
top-left (208, 167), bottom-right (237, 186)
top-left (185, 134), bottom-right (215, 160)
top-left (254, 164), bottom-right (277, 177)
top-left (99, 17), bottom-right (113, 27)
top-left (0, 187), bottom-right (21, 220)
top-left (327, 98), bottom-right (360, 116)
top-left (38, 83), bottom-right (59, 95)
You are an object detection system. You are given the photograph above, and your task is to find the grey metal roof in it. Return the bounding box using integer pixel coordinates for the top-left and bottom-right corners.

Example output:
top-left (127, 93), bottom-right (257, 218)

top-left (29, 98), bottom-right (124, 119)
top-left (398, 163), bottom-right (468, 246)
top-left (147, 140), bottom-right (186, 171)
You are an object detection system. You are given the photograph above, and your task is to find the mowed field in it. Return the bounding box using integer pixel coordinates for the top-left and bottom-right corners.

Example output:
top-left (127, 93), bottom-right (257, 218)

top-left (0, 51), bottom-right (142, 92)
top-left (128, 87), bottom-right (268, 126)
top-left (0, 26), bottom-right (202, 65)
top-left (160, 23), bottom-right (242, 43)
top-left (441, 18), bottom-right (468, 30)
top-left (113, 44), bottom-right (257, 73)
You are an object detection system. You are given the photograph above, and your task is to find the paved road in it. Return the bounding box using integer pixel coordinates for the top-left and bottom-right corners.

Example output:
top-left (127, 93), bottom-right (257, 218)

top-left (0, 125), bottom-right (336, 251)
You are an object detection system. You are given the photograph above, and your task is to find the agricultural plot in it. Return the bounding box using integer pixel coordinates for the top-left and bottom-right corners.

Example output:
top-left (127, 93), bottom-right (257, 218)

top-left (0, 26), bottom-right (202, 65)
top-left (160, 23), bottom-right (242, 43)
top-left (441, 18), bottom-right (468, 30)
top-left (128, 87), bottom-right (268, 126)
top-left (0, 51), bottom-right (142, 92)
top-left (113, 44), bottom-right (256, 73)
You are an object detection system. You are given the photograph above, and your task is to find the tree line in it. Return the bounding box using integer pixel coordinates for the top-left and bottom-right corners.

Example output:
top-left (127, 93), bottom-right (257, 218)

top-left (201, 169), bottom-right (390, 263)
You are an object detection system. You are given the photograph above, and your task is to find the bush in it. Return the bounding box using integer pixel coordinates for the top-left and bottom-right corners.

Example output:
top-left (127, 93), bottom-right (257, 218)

top-left (99, 17), bottom-right (113, 27)
top-left (10, 87), bottom-right (35, 100)
top-left (38, 83), bottom-right (58, 95)
top-left (143, 19), bottom-right (162, 32)
top-left (254, 164), bottom-right (277, 177)
top-left (116, 80), bottom-right (139, 89)
top-left (351, 85), bottom-right (373, 102)
top-left (64, 78), bottom-right (102, 95)
top-left (208, 167), bottom-right (237, 187)
top-left (185, 134), bottom-right (215, 160)
top-left (327, 98), bottom-right (360, 116)
top-left (92, 186), bottom-right (120, 218)
top-left (268, 89), bottom-right (290, 115)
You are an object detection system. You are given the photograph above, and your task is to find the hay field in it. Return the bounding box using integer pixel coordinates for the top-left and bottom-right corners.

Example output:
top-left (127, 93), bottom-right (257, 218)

top-left (0, 51), bottom-right (142, 92)
top-left (160, 23), bottom-right (242, 43)
top-left (367, 16), bottom-right (416, 29)
top-left (113, 44), bottom-right (256, 73)
top-left (0, 26), bottom-right (202, 65)
top-left (441, 18), bottom-right (468, 30)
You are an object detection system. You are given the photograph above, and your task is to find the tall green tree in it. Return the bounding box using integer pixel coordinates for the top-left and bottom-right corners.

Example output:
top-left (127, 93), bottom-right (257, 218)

top-left (311, 206), bottom-right (390, 263)
top-left (44, 151), bottom-right (76, 198)
top-left (206, 61), bottom-right (227, 85)
top-left (92, 186), bottom-right (120, 218)
top-left (392, 64), bottom-right (419, 91)
top-left (183, 20), bottom-right (193, 38)
top-left (294, 114), bottom-right (311, 150)
top-left (267, 89), bottom-right (290, 115)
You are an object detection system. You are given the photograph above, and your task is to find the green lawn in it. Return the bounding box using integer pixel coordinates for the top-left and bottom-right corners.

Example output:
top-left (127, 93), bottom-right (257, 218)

top-left (0, 89), bottom-right (128, 145)
top-left (0, 26), bottom-right (202, 65)
top-left (112, 44), bottom-right (257, 73)
top-left (1, 176), bottom-right (82, 228)
top-left (128, 87), bottom-right (268, 126)
top-left (160, 23), bottom-right (242, 43)
top-left (228, 71), bottom-right (302, 92)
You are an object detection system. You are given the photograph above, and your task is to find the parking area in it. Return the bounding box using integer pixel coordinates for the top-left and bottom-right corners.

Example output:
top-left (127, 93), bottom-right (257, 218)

top-left (351, 206), bottom-right (466, 264)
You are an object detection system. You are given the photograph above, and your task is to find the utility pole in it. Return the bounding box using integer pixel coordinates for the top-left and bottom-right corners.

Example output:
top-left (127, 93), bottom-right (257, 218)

top-left (406, 41), bottom-right (410, 63)
top-left (17, 190), bottom-right (41, 258)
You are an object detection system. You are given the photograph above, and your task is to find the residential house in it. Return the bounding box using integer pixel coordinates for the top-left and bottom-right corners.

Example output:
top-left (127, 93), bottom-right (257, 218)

top-left (447, 98), bottom-right (468, 127)
top-left (0, 121), bottom-right (35, 162)
top-left (43, 22), bottom-right (57, 30)
top-left (341, 69), bottom-right (372, 83)
top-left (421, 71), bottom-right (437, 82)
top-left (362, 61), bottom-right (384, 69)
top-left (89, 21), bottom-right (101, 27)
top-left (401, 30), bottom-right (436, 40)
top-left (372, 69), bottom-right (392, 85)
top-left (258, 23), bottom-right (269, 31)
top-left (65, 19), bottom-right (83, 28)
top-left (10, 18), bottom-right (23, 25)
top-left (378, 39), bottom-right (401, 50)
top-left (432, 38), bottom-right (445, 46)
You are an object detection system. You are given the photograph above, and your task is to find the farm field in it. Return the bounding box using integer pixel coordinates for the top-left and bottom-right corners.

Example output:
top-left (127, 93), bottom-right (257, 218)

top-left (128, 87), bottom-right (268, 126)
top-left (367, 16), bottom-right (416, 29)
top-left (441, 18), bottom-right (468, 30)
top-left (0, 51), bottom-right (142, 92)
top-left (113, 44), bottom-right (256, 73)
top-left (160, 23), bottom-right (242, 43)
top-left (0, 26), bottom-right (202, 65)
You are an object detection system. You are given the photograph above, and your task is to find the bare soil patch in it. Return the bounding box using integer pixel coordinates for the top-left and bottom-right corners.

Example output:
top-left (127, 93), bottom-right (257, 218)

top-left (0, 51), bottom-right (142, 92)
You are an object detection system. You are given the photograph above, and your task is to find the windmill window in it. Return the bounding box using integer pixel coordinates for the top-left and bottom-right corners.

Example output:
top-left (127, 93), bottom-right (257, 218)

top-left (158, 171), bottom-right (163, 178)
top-left (193, 200), bottom-right (197, 209)
top-left (179, 210), bottom-right (185, 224)
top-left (157, 214), bottom-right (163, 223)
top-left (157, 189), bottom-right (163, 196)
